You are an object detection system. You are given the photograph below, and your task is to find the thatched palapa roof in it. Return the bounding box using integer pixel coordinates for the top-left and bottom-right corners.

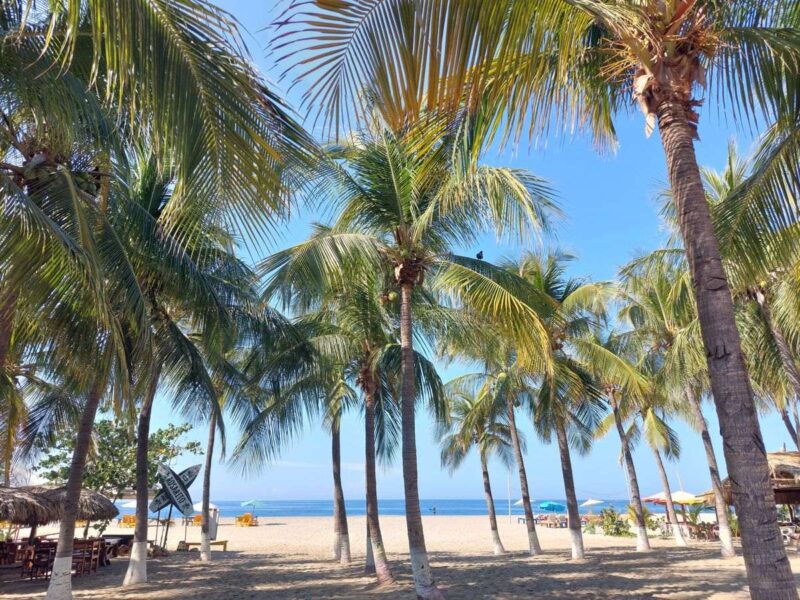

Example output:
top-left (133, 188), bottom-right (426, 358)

top-left (700, 451), bottom-right (800, 506)
top-left (21, 486), bottom-right (119, 522)
top-left (0, 486), bottom-right (57, 525)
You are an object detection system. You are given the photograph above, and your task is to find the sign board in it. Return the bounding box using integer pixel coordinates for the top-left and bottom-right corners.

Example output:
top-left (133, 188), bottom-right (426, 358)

top-left (149, 465), bottom-right (200, 513)
top-left (151, 464), bottom-right (197, 516)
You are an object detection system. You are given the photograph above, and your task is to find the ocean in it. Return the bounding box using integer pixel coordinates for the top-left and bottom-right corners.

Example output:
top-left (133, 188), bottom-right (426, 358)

top-left (118, 498), bottom-right (685, 517)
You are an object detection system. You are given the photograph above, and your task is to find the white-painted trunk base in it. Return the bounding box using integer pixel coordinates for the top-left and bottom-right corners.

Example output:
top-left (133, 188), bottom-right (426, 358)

top-left (491, 530), bottom-right (506, 555)
top-left (636, 526), bottom-right (651, 552)
top-left (528, 529), bottom-right (542, 555)
top-left (409, 546), bottom-right (444, 600)
top-left (199, 531), bottom-right (211, 562)
top-left (122, 541), bottom-right (149, 585)
top-left (339, 533), bottom-right (351, 564)
top-left (673, 525), bottom-right (688, 547)
top-left (718, 525), bottom-right (736, 558)
top-left (45, 556), bottom-right (73, 600)
top-left (569, 528), bottom-right (585, 560)
top-left (332, 533), bottom-right (341, 560)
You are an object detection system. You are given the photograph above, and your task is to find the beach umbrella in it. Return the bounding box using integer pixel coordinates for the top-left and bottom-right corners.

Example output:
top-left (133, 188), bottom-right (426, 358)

top-left (538, 501), bottom-right (565, 513)
top-left (643, 491), bottom-right (701, 506)
top-left (193, 502), bottom-right (219, 512)
top-left (580, 498), bottom-right (604, 508)
top-left (0, 486), bottom-right (56, 525)
top-left (241, 499), bottom-right (265, 516)
top-left (22, 486), bottom-right (119, 521)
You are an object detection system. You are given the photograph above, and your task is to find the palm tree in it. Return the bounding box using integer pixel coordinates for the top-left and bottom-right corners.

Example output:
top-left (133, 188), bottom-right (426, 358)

top-left (439, 388), bottom-right (515, 555)
top-left (508, 251), bottom-right (610, 560)
top-left (635, 394), bottom-right (688, 548)
top-left (585, 332), bottom-right (651, 552)
top-left (445, 355), bottom-right (544, 556)
top-left (326, 385), bottom-right (355, 564)
top-left (702, 148), bottom-right (800, 451)
top-left (0, 4), bottom-right (316, 597)
top-left (619, 250), bottom-right (736, 555)
top-left (277, 4), bottom-right (800, 595)
top-left (249, 259), bottom-right (452, 585)
top-left (259, 114), bottom-right (556, 598)
top-left (116, 149), bottom-right (258, 584)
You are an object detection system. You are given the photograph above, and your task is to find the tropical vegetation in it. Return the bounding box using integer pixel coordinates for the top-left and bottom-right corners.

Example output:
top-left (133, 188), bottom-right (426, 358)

top-left (2, 1), bottom-right (800, 600)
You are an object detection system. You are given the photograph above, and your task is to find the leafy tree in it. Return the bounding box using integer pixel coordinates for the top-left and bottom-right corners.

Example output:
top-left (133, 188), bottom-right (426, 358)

top-left (35, 419), bottom-right (201, 531)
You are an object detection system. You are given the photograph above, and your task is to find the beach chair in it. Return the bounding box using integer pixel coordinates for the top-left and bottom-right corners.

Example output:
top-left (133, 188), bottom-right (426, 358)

top-left (119, 515), bottom-right (136, 528)
top-left (192, 514), bottom-right (202, 526)
top-left (235, 512), bottom-right (258, 527)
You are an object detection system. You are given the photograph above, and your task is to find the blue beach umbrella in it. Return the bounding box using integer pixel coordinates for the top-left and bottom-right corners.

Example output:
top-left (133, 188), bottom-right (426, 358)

top-left (538, 501), bottom-right (565, 513)
top-left (241, 499), bottom-right (266, 516)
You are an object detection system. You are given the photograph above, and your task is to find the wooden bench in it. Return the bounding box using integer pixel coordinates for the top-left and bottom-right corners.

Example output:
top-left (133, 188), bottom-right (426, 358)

top-left (184, 540), bottom-right (228, 552)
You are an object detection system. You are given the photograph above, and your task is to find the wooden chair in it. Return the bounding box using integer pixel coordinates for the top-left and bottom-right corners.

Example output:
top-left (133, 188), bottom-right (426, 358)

top-left (30, 545), bottom-right (56, 580)
top-left (87, 539), bottom-right (101, 573)
top-left (72, 539), bottom-right (90, 576)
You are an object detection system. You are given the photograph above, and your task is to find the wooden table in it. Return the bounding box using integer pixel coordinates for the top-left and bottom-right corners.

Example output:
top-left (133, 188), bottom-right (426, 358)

top-left (184, 540), bottom-right (228, 551)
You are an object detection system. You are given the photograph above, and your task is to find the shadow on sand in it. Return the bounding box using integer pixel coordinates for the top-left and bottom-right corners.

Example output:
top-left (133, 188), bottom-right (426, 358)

top-left (3, 545), bottom-right (797, 599)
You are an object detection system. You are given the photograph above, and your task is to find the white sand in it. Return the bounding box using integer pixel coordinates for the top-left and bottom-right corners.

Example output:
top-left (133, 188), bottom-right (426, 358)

top-left (3, 516), bottom-right (799, 598)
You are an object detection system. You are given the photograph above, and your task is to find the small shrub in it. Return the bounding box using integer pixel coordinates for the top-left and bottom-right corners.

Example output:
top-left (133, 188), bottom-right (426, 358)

top-left (627, 504), bottom-right (658, 532)
top-left (600, 507), bottom-right (633, 537)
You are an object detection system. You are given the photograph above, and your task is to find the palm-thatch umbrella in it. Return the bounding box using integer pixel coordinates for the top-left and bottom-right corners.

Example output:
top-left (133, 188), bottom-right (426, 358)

top-left (22, 486), bottom-right (119, 522)
top-left (0, 486), bottom-right (57, 525)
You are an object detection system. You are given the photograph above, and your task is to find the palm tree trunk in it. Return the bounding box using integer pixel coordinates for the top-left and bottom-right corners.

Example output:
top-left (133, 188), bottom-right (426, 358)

top-left (757, 291), bottom-right (800, 397)
top-left (650, 446), bottom-right (687, 547)
top-left (685, 385), bottom-right (735, 557)
top-left (199, 410), bottom-right (216, 562)
top-left (331, 418), bottom-right (351, 564)
top-left (123, 364), bottom-right (161, 585)
top-left (506, 395), bottom-right (541, 555)
top-left (398, 283), bottom-right (442, 599)
top-left (780, 407), bottom-right (800, 450)
top-left (555, 420), bottom-right (584, 559)
top-left (792, 400), bottom-right (800, 451)
top-left (480, 455), bottom-right (505, 555)
top-left (0, 285), bottom-right (17, 487)
top-left (46, 382), bottom-right (104, 600)
top-left (657, 100), bottom-right (794, 599)
top-left (757, 293), bottom-right (800, 450)
top-left (364, 379), bottom-right (393, 583)
top-left (365, 521), bottom-right (375, 574)
top-left (609, 394), bottom-right (650, 551)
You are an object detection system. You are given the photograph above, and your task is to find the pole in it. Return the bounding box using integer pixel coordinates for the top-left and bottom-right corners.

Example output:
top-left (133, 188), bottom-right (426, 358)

top-left (154, 508), bottom-right (161, 547)
top-left (162, 505), bottom-right (173, 550)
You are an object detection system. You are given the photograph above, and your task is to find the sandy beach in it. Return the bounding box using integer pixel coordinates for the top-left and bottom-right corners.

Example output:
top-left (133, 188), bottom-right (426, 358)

top-left (4, 515), bottom-right (800, 598)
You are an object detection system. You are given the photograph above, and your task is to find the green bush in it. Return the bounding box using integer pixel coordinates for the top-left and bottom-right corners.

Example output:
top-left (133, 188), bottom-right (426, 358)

top-left (627, 504), bottom-right (658, 532)
top-left (600, 507), bottom-right (633, 537)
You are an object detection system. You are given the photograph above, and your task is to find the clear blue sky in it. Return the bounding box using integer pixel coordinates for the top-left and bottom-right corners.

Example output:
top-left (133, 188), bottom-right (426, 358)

top-left (144, 1), bottom-right (793, 503)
